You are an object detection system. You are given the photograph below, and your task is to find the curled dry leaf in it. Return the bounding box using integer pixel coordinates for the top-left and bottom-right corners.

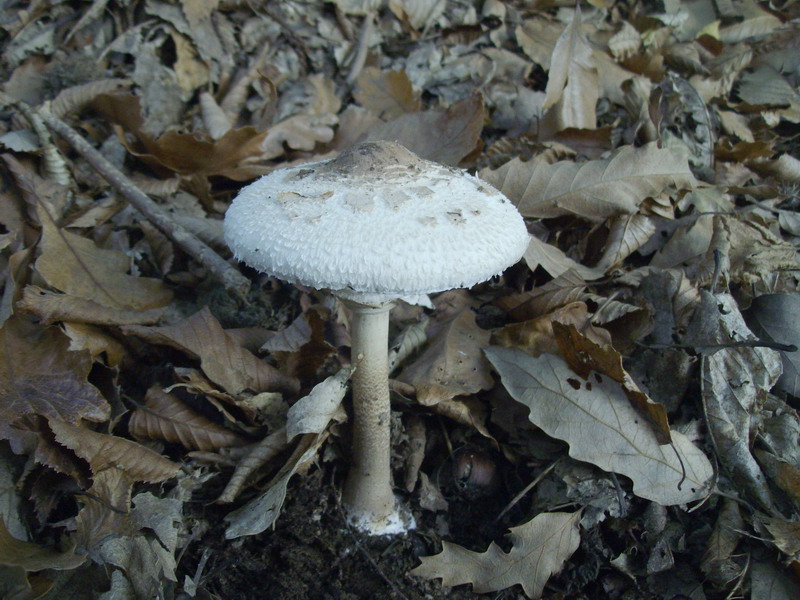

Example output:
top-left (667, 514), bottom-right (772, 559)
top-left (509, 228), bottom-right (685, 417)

top-left (0, 516), bottom-right (85, 572)
top-left (481, 142), bottom-right (696, 221)
top-left (224, 433), bottom-right (326, 539)
top-left (219, 369), bottom-right (349, 504)
top-left (398, 309), bottom-right (493, 406)
top-left (687, 292), bottom-right (782, 511)
top-left (49, 420), bottom-right (180, 484)
top-left (522, 234), bottom-right (602, 281)
top-left (492, 301), bottom-right (611, 359)
top-left (128, 387), bottom-right (250, 451)
top-left (486, 347), bottom-right (713, 505)
top-left (122, 306), bottom-right (300, 396)
top-left (411, 510), bottom-right (581, 598)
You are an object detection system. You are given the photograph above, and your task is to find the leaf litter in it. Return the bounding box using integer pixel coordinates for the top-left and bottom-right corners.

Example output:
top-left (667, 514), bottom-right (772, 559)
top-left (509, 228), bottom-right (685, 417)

top-left (1, 1), bottom-right (800, 599)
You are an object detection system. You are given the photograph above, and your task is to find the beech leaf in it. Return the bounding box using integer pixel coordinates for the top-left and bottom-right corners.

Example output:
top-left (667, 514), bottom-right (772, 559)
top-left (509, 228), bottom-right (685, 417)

top-left (481, 143), bottom-right (696, 221)
top-left (411, 511), bottom-right (581, 598)
top-left (129, 387), bottom-right (250, 451)
top-left (485, 347), bottom-right (713, 504)
top-left (122, 307), bottom-right (299, 396)
top-left (0, 516), bottom-right (85, 572)
top-left (49, 420), bottom-right (180, 484)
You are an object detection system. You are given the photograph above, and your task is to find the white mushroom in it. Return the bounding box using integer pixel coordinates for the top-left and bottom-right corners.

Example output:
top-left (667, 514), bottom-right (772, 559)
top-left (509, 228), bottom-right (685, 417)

top-left (224, 141), bottom-right (529, 535)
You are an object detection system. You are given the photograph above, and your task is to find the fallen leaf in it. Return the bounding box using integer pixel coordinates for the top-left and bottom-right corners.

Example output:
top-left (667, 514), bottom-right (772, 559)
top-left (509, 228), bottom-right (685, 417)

top-left (0, 317), bottom-right (109, 441)
top-left (35, 220), bottom-right (173, 311)
top-left (366, 93), bottom-right (485, 166)
top-left (486, 347), bottom-right (713, 504)
top-left (398, 310), bottom-right (493, 406)
top-left (224, 433), bottom-right (325, 538)
top-left (481, 143), bottom-right (696, 221)
top-left (0, 516), bottom-right (85, 571)
top-left (744, 293), bottom-right (800, 397)
top-left (285, 368), bottom-right (350, 441)
top-left (17, 285), bottom-right (166, 326)
top-left (686, 292), bottom-right (782, 511)
top-left (552, 321), bottom-right (672, 444)
top-left (49, 420), bottom-right (180, 483)
top-left (128, 387), bottom-right (250, 451)
top-left (122, 307), bottom-right (300, 396)
top-left (411, 511), bottom-right (581, 598)
top-left (354, 68), bottom-right (421, 120)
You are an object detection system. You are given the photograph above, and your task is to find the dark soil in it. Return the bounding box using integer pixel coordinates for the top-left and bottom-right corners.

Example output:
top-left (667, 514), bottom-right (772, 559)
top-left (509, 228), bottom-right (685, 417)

top-left (178, 460), bottom-right (530, 600)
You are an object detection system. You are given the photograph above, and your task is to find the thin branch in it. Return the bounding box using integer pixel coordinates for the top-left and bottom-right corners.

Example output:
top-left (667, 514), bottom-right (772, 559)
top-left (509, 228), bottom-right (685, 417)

top-left (35, 103), bottom-right (251, 297)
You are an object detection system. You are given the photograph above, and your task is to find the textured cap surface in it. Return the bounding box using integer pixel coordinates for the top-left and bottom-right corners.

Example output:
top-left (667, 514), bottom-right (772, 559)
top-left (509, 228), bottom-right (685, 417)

top-left (224, 141), bottom-right (529, 304)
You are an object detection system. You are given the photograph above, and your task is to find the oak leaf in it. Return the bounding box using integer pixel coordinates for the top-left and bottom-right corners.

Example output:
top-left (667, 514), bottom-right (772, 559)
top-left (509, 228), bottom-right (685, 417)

top-left (411, 511), bottom-right (581, 598)
top-left (486, 347), bottom-right (713, 504)
top-left (0, 318), bottom-right (109, 441)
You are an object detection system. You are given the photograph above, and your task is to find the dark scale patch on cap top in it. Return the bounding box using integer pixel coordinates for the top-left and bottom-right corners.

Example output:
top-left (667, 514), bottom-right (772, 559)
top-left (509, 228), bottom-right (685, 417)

top-left (316, 140), bottom-right (427, 179)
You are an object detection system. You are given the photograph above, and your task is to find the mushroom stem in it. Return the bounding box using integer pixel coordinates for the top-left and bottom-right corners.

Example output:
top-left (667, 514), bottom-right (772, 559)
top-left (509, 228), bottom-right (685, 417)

top-left (342, 300), bottom-right (404, 534)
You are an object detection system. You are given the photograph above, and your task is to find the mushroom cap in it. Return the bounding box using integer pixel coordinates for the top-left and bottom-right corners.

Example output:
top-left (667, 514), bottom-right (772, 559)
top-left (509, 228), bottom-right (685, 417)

top-left (223, 141), bottom-right (529, 304)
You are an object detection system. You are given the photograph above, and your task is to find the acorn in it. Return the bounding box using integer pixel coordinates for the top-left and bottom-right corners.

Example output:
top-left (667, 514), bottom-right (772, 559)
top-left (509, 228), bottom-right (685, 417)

top-left (452, 450), bottom-right (498, 495)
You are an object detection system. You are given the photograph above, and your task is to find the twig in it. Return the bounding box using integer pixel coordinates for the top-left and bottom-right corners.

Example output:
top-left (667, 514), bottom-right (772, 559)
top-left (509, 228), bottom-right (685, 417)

top-left (638, 340), bottom-right (797, 353)
top-left (345, 12), bottom-right (375, 85)
top-left (494, 459), bottom-right (560, 523)
top-left (35, 103), bottom-right (251, 297)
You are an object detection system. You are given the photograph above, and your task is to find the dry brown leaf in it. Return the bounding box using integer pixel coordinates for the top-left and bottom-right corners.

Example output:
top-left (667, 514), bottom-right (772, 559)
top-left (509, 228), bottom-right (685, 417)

top-left (492, 301), bottom-right (611, 358)
top-left (701, 500), bottom-right (744, 587)
top-left (496, 270), bottom-right (587, 321)
top-left (398, 310), bottom-right (493, 406)
top-left (92, 93), bottom-right (273, 181)
top-left (540, 5), bottom-right (598, 137)
top-left (35, 220), bottom-right (173, 311)
top-left (49, 420), bottom-right (180, 483)
top-left (594, 214), bottom-right (657, 272)
top-left (224, 433), bottom-right (326, 538)
top-left (0, 516), bottom-right (85, 572)
top-left (486, 347), bottom-right (713, 504)
top-left (62, 322), bottom-right (126, 368)
top-left (122, 307), bottom-right (299, 396)
top-left (17, 285), bottom-right (166, 326)
top-left (481, 143), bottom-right (696, 221)
top-left (0, 317), bottom-right (109, 441)
top-left (522, 235), bottom-right (602, 281)
top-left (49, 78), bottom-right (131, 118)
top-left (73, 467), bottom-right (135, 551)
top-left (411, 511), bottom-right (581, 598)
top-left (365, 93), bottom-right (485, 166)
top-left (553, 321), bottom-right (672, 444)
top-left (129, 387), bottom-right (250, 451)
top-left (685, 292), bottom-right (782, 511)
top-left (354, 68), bottom-right (421, 120)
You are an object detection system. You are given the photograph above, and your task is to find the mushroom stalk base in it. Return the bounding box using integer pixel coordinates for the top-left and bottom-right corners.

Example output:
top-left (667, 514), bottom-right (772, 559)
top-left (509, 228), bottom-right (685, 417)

top-left (342, 301), bottom-right (413, 535)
